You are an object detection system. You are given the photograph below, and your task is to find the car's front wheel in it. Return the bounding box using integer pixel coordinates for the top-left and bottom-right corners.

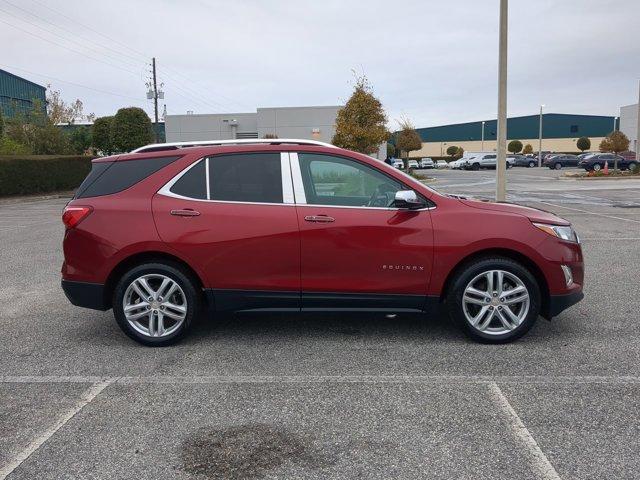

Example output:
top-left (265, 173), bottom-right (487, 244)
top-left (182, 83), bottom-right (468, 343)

top-left (446, 257), bottom-right (540, 343)
top-left (113, 262), bottom-right (200, 346)
top-left (528, 160), bottom-right (536, 168)
top-left (554, 162), bottom-right (562, 170)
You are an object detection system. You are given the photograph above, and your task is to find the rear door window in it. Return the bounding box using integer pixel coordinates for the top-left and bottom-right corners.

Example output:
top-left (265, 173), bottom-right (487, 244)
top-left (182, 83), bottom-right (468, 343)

top-left (208, 153), bottom-right (283, 203)
top-left (169, 159), bottom-right (207, 199)
top-left (76, 156), bottom-right (181, 198)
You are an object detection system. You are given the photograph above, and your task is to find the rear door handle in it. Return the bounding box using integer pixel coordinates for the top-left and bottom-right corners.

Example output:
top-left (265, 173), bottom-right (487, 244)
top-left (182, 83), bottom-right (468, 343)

top-left (304, 215), bottom-right (335, 223)
top-left (170, 209), bottom-right (200, 217)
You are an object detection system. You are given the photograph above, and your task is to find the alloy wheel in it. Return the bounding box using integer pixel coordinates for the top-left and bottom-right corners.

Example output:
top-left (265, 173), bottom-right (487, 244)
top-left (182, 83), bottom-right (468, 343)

top-left (462, 269), bottom-right (530, 335)
top-left (123, 274), bottom-right (187, 338)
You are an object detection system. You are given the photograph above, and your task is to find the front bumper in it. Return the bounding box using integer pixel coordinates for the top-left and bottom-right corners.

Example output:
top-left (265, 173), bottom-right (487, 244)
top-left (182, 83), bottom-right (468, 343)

top-left (544, 289), bottom-right (584, 319)
top-left (61, 280), bottom-right (109, 311)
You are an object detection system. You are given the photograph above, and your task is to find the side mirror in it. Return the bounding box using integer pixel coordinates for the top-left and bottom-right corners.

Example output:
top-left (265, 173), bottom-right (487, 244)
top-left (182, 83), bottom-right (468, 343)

top-left (394, 190), bottom-right (424, 209)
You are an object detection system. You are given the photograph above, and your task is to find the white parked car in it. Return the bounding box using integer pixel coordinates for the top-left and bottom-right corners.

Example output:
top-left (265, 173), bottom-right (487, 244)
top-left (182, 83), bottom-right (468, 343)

top-left (449, 158), bottom-right (468, 170)
top-left (436, 160), bottom-right (449, 169)
top-left (464, 153), bottom-right (513, 170)
top-left (392, 159), bottom-right (404, 169)
top-left (407, 159), bottom-right (419, 169)
top-left (419, 158), bottom-right (435, 169)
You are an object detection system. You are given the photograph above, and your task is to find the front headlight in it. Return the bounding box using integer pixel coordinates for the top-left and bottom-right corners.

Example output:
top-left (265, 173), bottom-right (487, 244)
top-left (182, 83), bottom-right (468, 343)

top-left (533, 222), bottom-right (580, 243)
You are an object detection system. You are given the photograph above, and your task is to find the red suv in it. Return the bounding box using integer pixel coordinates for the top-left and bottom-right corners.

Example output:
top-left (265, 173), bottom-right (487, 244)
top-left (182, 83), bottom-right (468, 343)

top-left (61, 140), bottom-right (584, 346)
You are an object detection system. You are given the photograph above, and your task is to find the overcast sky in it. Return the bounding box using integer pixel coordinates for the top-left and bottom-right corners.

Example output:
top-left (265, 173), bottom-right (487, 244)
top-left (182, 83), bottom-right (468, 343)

top-left (1, 0), bottom-right (638, 128)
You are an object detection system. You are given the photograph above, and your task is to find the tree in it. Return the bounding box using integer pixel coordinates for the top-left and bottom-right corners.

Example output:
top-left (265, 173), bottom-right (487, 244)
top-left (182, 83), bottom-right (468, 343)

top-left (263, 133), bottom-right (278, 139)
top-left (46, 87), bottom-right (93, 124)
top-left (456, 146), bottom-right (464, 158)
top-left (395, 118), bottom-right (422, 168)
top-left (522, 143), bottom-right (533, 154)
top-left (92, 116), bottom-right (114, 154)
top-left (0, 110), bottom-right (4, 138)
top-left (507, 140), bottom-right (523, 154)
top-left (576, 136), bottom-right (591, 152)
top-left (332, 74), bottom-right (390, 154)
top-left (446, 145), bottom-right (459, 158)
top-left (111, 107), bottom-right (154, 152)
top-left (599, 131), bottom-right (630, 170)
top-left (69, 126), bottom-right (92, 154)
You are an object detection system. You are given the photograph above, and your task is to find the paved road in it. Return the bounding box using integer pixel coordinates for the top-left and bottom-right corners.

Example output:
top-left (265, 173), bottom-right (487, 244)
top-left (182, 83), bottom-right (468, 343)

top-left (1, 170), bottom-right (639, 479)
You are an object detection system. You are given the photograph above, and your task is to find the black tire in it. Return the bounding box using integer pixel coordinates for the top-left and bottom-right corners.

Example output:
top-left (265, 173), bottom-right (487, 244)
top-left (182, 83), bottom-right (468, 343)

top-left (592, 163), bottom-right (602, 171)
top-left (528, 161), bottom-right (536, 168)
top-left (446, 257), bottom-right (541, 343)
top-left (628, 161), bottom-right (637, 172)
top-left (472, 163), bottom-right (480, 171)
top-left (112, 262), bottom-right (200, 346)
top-left (554, 162), bottom-right (562, 170)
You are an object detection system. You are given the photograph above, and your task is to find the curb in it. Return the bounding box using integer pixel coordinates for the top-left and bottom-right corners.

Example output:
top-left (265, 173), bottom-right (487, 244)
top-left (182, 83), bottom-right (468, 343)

top-left (0, 191), bottom-right (74, 205)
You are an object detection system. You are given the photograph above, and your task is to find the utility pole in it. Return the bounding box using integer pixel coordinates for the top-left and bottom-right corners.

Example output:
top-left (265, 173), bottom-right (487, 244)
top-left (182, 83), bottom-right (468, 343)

top-left (152, 57), bottom-right (159, 142)
top-left (481, 121), bottom-right (486, 151)
top-left (495, 0), bottom-right (508, 202)
top-left (538, 105), bottom-right (544, 167)
top-left (613, 116), bottom-right (617, 132)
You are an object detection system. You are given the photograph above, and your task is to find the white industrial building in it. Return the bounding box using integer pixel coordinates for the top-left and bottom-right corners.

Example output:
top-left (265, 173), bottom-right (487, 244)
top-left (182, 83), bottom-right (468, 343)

top-left (164, 105), bottom-right (386, 160)
top-left (619, 103), bottom-right (639, 154)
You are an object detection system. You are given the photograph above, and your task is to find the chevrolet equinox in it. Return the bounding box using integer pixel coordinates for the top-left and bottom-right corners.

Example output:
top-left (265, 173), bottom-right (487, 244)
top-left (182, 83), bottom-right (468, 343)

top-left (61, 139), bottom-right (584, 346)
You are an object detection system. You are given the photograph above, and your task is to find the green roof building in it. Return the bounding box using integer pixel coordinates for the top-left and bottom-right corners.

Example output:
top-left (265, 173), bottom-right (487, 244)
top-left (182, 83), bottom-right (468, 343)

top-left (0, 68), bottom-right (47, 119)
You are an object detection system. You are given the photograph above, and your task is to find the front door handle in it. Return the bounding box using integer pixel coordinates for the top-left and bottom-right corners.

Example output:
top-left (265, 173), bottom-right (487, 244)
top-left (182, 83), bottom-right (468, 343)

top-left (170, 209), bottom-right (200, 217)
top-left (304, 215), bottom-right (335, 223)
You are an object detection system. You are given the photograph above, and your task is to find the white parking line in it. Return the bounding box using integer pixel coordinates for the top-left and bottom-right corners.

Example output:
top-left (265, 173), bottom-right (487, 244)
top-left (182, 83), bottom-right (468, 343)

top-left (488, 382), bottom-right (562, 480)
top-left (540, 201), bottom-right (640, 224)
top-left (0, 379), bottom-right (113, 480)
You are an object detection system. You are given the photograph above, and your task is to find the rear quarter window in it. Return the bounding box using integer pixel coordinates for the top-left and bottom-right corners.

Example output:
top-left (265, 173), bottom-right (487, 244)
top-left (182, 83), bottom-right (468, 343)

top-left (76, 156), bottom-right (181, 199)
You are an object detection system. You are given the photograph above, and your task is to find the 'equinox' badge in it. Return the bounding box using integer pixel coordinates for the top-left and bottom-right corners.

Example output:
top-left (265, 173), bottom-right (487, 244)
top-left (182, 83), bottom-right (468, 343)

top-left (382, 265), bottom-right (425, 271)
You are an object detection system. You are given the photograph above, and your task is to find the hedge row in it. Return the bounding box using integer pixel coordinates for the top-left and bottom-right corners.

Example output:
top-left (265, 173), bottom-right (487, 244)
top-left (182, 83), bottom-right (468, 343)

top-left (0, 155), bottom-right (95, 197)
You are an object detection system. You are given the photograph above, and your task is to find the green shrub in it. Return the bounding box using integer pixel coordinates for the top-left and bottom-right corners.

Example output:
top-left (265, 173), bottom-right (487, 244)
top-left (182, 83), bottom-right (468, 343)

top-left (0, 137), bottom-right (32, 155)
top-left (0, 155), bottom-right (94, 196)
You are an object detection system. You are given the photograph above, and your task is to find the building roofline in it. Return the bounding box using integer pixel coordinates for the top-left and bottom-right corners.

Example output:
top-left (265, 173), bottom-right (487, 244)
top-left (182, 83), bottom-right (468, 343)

top-left (0, 68), bottom-right (46, 91)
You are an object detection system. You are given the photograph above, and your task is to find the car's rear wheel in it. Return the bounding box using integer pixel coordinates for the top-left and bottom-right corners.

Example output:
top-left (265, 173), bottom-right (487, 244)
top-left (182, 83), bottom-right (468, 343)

top-left (446, 257), bottom-right (540, 343)
top-left (628, 161), bottom-right (637, 171)
top-left (592, 163), bottom-right (602, 171)
top-left (528, 160), bottom-right (536, 168)
top-left (472, 163), bottom-right (480, 171)
top-left (113, 262), bottom-right (200, 346)
top-left (554, 162), bottom-right (562, 170)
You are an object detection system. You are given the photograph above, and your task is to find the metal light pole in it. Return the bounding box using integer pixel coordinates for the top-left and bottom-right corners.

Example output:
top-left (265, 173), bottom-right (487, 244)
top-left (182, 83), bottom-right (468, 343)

top-left (538, 105), bottom-right (544, 167)
top-left (495, 0), bottom-right (508, 202)
top-left (481, 121), bottom-right (486, 151)
top-left (613, 116), bottom-right (617, 132)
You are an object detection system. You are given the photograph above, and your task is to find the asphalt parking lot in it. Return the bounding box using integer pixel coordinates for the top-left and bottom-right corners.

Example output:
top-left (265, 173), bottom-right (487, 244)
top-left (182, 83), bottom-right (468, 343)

top-left (1, 167), bottom-right (640, 479)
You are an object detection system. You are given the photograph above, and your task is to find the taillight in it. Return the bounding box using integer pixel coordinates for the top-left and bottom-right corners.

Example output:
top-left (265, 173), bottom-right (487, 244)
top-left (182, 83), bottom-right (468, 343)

top-left (62, 206), bottom-right (93, 229)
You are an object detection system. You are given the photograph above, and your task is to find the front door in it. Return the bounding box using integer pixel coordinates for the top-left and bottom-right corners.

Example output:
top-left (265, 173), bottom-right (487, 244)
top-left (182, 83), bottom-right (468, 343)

top-left (291, 152), bottom-right (434, 311)
top-left (152, 152), bottom-right (300, 311)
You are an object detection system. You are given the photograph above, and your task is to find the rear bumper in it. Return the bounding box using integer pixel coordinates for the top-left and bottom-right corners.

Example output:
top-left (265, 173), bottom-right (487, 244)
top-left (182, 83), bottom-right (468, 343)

top-left (544, 289), bottom-right (584, 319)
top-left (61, 280), bottom-right (109, 311)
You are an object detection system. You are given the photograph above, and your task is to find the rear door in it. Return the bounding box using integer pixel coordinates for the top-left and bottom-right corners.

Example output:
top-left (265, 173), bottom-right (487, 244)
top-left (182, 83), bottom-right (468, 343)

top-left (152, 152), bottom-right (301, 311)
top-left (291, 152), bottom-right (434, 311)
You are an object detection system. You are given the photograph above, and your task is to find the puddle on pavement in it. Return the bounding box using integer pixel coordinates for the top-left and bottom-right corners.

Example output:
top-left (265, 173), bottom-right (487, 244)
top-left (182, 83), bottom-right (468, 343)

top-left (181, 423), bottom-right (334, 479)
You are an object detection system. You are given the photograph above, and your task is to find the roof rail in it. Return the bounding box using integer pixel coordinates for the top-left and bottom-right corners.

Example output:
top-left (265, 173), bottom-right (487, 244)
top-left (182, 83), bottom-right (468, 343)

top-left (131, 138), bottom-right (337, 153)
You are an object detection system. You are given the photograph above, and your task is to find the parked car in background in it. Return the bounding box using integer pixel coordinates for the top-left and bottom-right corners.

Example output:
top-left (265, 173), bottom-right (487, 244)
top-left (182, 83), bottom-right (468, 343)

top-left (578, 153), bottom-right (637, 171)
top-left (464, 154), bottom-right (513, 170)
top-left (544, 154), bottom-right (579, 169)
top-left (61, 138), bottom-right (584, 345)
top-left (392, 159), bottom-right (404, 169)
top-left (408, 159), bottom-right (419, 169)
top-left (420, 158), bottom-right (435, 169)
top-left (449, 158), bottom-right (468, 170)
top-left (620, 151), bottom-right (638, 161)
top-left (436, 160), bottom-right (449, 169)
top-left (508, 155), bottom-right (537, 167)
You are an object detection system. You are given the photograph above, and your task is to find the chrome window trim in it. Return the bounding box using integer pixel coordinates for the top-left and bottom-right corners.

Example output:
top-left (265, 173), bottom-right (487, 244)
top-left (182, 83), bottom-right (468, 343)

top-left (157, 158), bottom-right (206, 201)
top-left (280, 152), bottom-right (295, 204)
top-left (289, 152), bottom-right (307, 204)
top-left (205, 157), bottom-right (211, 200)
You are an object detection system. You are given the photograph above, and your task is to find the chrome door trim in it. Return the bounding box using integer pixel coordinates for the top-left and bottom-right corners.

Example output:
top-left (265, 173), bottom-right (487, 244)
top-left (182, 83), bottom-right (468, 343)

top-left (289, 152), bottom-right (307, 204)
top-left (157, 158), bottom-right (206, 201)
top-left (281, 152), bottom-right (295, 204)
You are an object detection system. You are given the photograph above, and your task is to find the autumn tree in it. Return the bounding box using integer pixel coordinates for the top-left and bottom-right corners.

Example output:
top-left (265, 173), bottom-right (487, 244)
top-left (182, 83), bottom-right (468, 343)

top-left (599, 131), bottom-right (630, 170)
top-left (522, 143), bottom-right (533, 154)
top-left (332, 74), bottom-right (390, 154)
top-left (507, 140), bottom-right (523, 154)
top-left (46, 87), bottom-right (93, 124)
top-left (263, 133), bottom-right (278, 139)
top-left (111, 107), bottom-right (154, 152)
top-left (395, 118), bottom-right (422, 169)
top-left (576, 136), bottom-right (591, 152)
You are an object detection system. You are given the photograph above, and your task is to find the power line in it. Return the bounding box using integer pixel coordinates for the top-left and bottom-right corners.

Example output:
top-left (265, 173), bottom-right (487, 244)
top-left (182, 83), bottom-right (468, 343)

top-left (0, 64), bottom-right (145, 102)
top-left (0, 2), bottom-right (144, 72)
top-left (0, 17), bottom-right (141, 78)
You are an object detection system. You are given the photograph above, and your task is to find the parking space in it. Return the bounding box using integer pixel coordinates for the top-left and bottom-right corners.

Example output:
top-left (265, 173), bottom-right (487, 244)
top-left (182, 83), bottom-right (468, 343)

top-left (1, 172), bottom-right (640, 479)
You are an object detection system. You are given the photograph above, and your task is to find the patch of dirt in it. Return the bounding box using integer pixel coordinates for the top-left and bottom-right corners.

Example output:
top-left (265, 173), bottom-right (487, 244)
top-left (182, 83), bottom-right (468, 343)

top-left (181, 423), bottom-right (334, 479)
